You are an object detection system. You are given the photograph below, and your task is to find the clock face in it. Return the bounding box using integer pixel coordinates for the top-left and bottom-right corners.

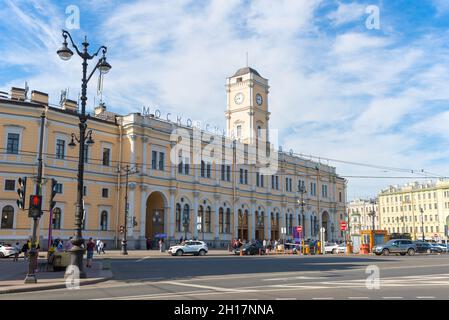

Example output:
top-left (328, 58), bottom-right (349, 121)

top-left (256, 93), bottom-right (263, 106)
top-left (234, 93), bottom-right (244, 105)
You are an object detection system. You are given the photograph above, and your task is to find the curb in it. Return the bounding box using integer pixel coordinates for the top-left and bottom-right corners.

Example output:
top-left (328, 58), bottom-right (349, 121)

top-left (0, 267), bottom-right (114, 295)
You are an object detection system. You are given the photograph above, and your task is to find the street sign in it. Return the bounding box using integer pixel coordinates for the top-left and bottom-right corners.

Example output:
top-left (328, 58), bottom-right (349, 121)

top-left (296, 226), bottom-right (302, 233)
top-left (340, 221), bottom-right (347, 231)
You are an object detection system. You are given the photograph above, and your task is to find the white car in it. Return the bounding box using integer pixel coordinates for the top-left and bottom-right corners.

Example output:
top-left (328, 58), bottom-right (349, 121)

top-left (324, 242), bottom-right (339, 254)
top-left (336, 243), bottom-right (347, 254)
top-left (0, 244), bottom-right (19, 258)
top-left (168, 240), bottom-right (208, 256)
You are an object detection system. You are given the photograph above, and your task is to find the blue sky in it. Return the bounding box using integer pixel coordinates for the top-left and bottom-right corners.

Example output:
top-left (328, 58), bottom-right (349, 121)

top-left (1, 0), bottom-right (449, 200)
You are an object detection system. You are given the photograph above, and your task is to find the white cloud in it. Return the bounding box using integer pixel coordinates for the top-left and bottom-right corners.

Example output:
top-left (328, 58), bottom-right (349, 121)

top-left (327, 1), bottom-right (367, 26)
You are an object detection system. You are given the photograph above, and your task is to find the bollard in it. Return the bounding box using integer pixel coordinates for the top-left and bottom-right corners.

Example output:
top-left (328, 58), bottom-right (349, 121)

top-left (240, 248), bottom-right (243, 256)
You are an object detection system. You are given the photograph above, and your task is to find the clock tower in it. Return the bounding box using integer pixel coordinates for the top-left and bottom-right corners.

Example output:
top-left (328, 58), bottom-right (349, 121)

top-left (225, 67), bottom-right (270, 144)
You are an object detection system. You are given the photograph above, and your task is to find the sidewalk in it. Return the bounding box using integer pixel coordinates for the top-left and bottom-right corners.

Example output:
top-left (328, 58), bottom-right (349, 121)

top-left (93, 249), bottom-right (233, 259)
top-left (0, 258), bottom-right (113, 294)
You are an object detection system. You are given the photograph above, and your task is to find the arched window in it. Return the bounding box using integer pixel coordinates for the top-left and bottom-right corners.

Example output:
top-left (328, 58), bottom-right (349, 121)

top-left (176, 203), bottom-right (182, 232)
top-left (244, 209), bottom-right (249, 226)
top-left (198, 205), bottom-right (204, 232)
top-left (205, 206), bottom-right (211, 232)
top-left (183, 204), bottom-right (190, 232)
top-left (219, 208), bottom-right (224, 233)
top-left (289, 214), bottom-right (293, 234)
top-left (275, 212), bottom-right (279, 227)
top-left (226, 208), bottom-right (231, 233)
top-left (52, 208), bottom-right (62, 230)
top-left (100, 210), bottom-right (108, 231)
top-left (201, 161), bottom-right (205, 177)
top-left (1, 205), bottom-right (14, 229)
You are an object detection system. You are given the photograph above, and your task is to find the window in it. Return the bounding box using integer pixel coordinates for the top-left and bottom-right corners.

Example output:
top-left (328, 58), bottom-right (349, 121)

top-left (237, 125), bottom-right (242, 138)
top-left (52, 208), bottom-right (61, 229)
top-left (56, 139), bottom-right (65, 159)
top-left (100, 211), bottom-right (108, 231)
top-left (322, 185), bottom-right (328, 198)
top-left (201, 161), bottom-right (206, 177)
top-left (240, 169), bottom-right (244, 184)
top-left (256, 172), bottom-right (260, 187)
top-left (237, 77), bottom-right (243, 83)
top-left (206, 163), bottom-right (211, 178)
top-left (102, 148), bottom-right (110, 166)
top-left (184, 157), bottom-right (190, 175)
top-left (260, 174), bottom-right (264, 188)
top-left (205, 206), bottom-right (211, 232)
top-left (55, 183), bottom-right (63, 194)
top-left (176, 204), bottom-right (182, 232)
top-left (226, 208), bottom-right (231, 233)
top-left (1, 205), bottom-right (14, 229)
top-left (102, 188), bottom-right (109, 198)
top-left (178, 154), bottom-right (183, 174)
top-left (219, 208), bottom-right (224, 233)
top-left (226, 165), bottom-right (231, 182)
top-left (4, 179), bottom-right (15, 191)
top-left (183, 204), bottom-right (190, 232)
top-left (7, 133), bottom-right (19, 154)
top-left (339, 192), bottom-right (342, 202)
top-left (158, 152), bottom-right (164, 170)
top-left (257, 126), bottom-right (262, 138)
top-left (83, 186), bottom-right (87, 196)
top-left (152, 151), bottom-right (157, 169)
top-left (221, 164), bottom-right (225, 181)
top-left (271, 175), bottom-right (275, 189)
top-left (276, 176), bottom-right (279, 190)
top-left (244, 170), bottom-right (248, 184)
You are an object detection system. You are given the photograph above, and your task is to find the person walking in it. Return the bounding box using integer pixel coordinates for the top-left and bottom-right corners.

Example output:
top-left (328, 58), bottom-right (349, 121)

top-left (13, 242), bottom-right (20, 262)
top-left (99, 241), bottom-right (106, 254)
top-left (21, 241), bottom-right (29, 261)
top-left (159, 238), bottom-right (164, 253)
top-left (263, 239), bottom-right (267, 249)
top-left (96, 239), bottom-right (101, 254)
top-left (65, 237), bottom-right (73, 251)
top-left (146, 237), bottom-right (151, 250)
top-left (86, 238), bottom-right (95, 268)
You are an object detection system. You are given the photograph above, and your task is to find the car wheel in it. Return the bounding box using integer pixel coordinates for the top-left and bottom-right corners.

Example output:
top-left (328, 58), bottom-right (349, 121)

top-left (382, 249), bottom-right (389, 256)
top-left (426, 249), bottom-right (431, 254)
top-left (176, 250), bottom-right (183, 256)
top-left (400, 253), bottom-right (406, 256)
top-left (198, 250), bottom-right (206, 256)
top-left (408, 248), bottom-right (415, 256)
top-left (0, 252), bottom-right (4, 258)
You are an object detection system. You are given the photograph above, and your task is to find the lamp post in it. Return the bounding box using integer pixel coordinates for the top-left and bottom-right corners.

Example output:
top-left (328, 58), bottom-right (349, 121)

top-left (368, 205), bottom-right (376, 251)
top-left (57, 30), bottom-right (111, 278)
top-left (117, 165), bottom-right (139, 255)
top-left (297, 185), bottom-right (307, 253)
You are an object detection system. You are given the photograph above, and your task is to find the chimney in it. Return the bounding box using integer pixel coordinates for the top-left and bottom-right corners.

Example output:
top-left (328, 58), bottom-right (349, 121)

top-left (62, 99), bottom-right (78, 113)
top-left (94, 102), bottom-right (106, 116)
top-left (11, 87), bottom-right (26, 101)
top-left (30, 90), bottom-right (49, 105)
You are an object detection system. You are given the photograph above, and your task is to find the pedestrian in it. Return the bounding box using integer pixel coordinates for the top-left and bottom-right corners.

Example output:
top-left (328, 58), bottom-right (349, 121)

top-left (179, 236), bottom-right (183, 244)
top-left (263, 239), bottom-right (267, 249)
top-left (65, 237), bottom-right (73, 251)
top-left (86, 237), bottom-right (95, 268)
top-left (22, 242), bottom-right (29, 261)
top-left (159, 238), bottom-right (164, 252)
top-left (100, 241), bottom-right (106, 254)
top-left (13, 242), bottom-right (20, 262)
top-left (146, 237), bottom-right (151, 250)
top-left (96, 239), bottom-right (101, 254)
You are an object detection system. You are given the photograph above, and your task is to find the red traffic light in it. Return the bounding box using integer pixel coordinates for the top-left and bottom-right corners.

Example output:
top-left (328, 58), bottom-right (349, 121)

top-left (32, 195), bottom-right (40, 206)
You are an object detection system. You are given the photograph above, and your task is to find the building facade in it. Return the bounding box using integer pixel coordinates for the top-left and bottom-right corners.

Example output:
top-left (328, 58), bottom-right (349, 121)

top-left (0, 67), bottom-right (347, 249)
top-left (378, 181), bottom-right (449, 241)
top-left (348, 199), bottom-right (379, 235)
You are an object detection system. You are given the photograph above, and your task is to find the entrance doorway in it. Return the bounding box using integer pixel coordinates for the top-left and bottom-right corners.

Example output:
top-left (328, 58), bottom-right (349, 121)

top-left (322, 211), bottom-right (330, 241)
top-left (146, 192), bottom-right (166, 248)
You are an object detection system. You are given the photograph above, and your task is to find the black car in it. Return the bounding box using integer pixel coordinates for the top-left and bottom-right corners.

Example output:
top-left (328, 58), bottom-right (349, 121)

top-left (414, 241), bottom-right (442, 254)
top-left (233, 242), bottom-right (265, 255)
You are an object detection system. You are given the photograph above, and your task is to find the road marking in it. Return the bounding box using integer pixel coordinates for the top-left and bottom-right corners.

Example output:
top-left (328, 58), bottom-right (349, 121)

top-left (159, 281), bottom-right (254, 293)
top-left (416, 296), bottom-right (435, 299)
top-left (276, 298), bottom-right (297, 300)
top-left (264, 276), bottom-right (322, 281)
top-left (312, 297), bottom-right (334, 300)
top-left (136, 256), bottom-right (152, 262)
top-left (383, 297), bottom-right (403, 299)
top-left (348, 297), bottom-right (369, 299)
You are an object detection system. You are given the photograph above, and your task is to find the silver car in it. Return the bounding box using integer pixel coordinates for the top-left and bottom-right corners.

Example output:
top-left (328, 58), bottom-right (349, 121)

top-left (168, 240), bottom-right (208, 256)
top-left (373, 239), bottom-right (417, 256)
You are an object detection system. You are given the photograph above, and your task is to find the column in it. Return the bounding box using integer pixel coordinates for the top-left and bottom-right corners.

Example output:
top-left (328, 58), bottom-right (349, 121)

top-left (265, 203), bottom-right (271, 240)
top-left (193, 191), bottom-right (199, 239)
top-left (127, 183), bottom-right (136, 240)
top-left (280, 206), bottom-right (286, 241)
top-left (233, 197), bottom-right (239, 239)
top-left (129, 134), bottom-right (137, 168)
top-left (250, 200), bottom-right (256, 241)
top-left (170, 141), bottom-right (176, 179)
top-left (214, 194), bottom-right (220, 240)
top-left (141, 137), bottom-right (148, 175)
top-left (169, 188), bottom-right (176, 239)
top-left (139, 185), bottom-right (148, 239)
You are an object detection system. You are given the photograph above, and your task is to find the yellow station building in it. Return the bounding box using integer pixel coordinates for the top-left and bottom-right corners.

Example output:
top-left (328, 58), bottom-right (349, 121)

top-left (0, 67), bottom-right (347, 249)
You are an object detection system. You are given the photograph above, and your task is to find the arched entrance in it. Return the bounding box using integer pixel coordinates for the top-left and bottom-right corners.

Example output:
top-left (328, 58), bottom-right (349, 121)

top-left (255, 211), bottom-right (265, 241)
top-left (322, 211), bottom-right (330, 241)
top-left (146, 192), bottom-right (166, 247)
top-left (271, 212), bottom-right (280, 240)
top-left (238, 209), bottom-right (249, 241)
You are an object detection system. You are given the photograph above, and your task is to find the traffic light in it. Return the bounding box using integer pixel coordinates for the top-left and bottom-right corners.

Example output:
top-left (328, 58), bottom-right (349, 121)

top-left (16, 177), bottom-right (27, 210)
top-left (28, 194), bottom-right (42, 218)
top-left (119, 225), bottom-right (125, 234)
top-left (49, 178), bottom-right (58, 211)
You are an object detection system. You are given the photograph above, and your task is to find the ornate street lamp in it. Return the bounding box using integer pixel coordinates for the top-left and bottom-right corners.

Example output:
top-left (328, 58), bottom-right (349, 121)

top-left (57, 30), bottom-right (111, 278)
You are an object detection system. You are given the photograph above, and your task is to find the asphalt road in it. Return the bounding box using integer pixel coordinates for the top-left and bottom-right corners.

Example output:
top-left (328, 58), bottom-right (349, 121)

top-left (2, 253), bottom-right (449, 300)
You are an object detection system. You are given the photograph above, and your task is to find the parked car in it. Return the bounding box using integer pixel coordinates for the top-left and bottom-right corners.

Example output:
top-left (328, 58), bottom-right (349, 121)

top-left (414, 241), bottom-right (442, 254)
top-left (373, 239), bottom-right (417, 256)
top-left (0, 244), bottom-right (19, 258)
top-left (434, 243), bottom-right (449, 252)
top-left (168, 240), bottom-right (208, 256)
top-left (336, 243), bottom-right (347, 254)
top-left (233, 242), bottom-right (265, 255)
top-left (324, 242), bottom-right (339, 254)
